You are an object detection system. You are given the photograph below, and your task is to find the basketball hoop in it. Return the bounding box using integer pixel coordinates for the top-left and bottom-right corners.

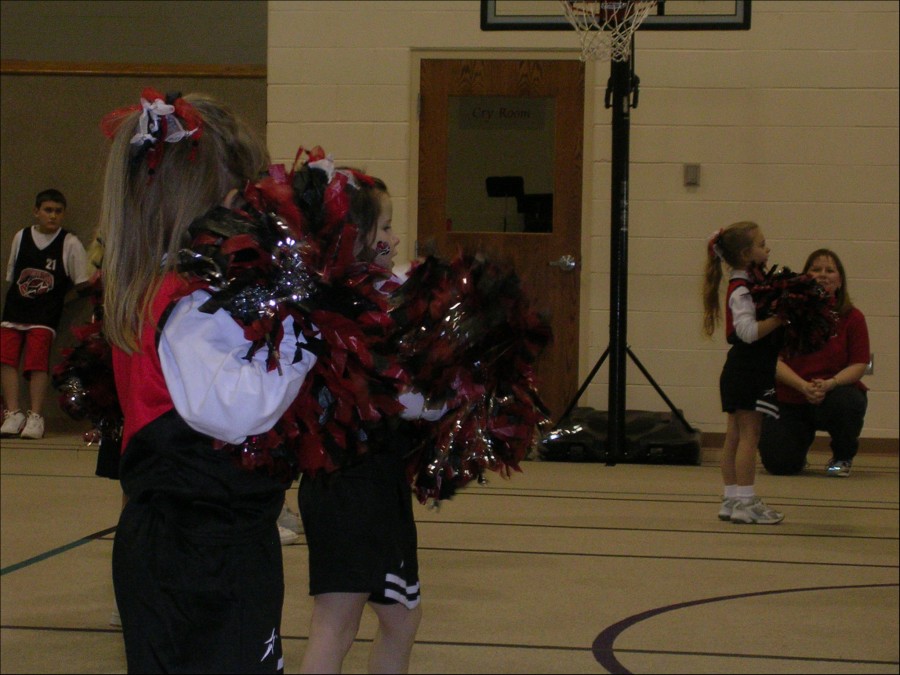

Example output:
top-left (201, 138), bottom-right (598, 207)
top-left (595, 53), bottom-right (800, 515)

top-left (561, 0), bottom-right (657, 62)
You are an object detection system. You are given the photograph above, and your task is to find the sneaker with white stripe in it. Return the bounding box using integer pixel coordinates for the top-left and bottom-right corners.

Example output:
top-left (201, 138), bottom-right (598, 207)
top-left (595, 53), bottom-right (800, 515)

top-left (826, 460), bottom-right (852, 477)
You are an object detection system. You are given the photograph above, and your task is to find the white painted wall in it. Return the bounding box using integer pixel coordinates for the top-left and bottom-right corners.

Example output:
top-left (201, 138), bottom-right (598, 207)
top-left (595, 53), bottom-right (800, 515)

top-left (268, 0), bottom-right (898, 439)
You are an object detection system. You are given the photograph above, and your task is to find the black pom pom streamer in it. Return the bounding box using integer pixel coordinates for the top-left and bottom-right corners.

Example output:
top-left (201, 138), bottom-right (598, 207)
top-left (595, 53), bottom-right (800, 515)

top-left (388, 252), bottom-right (553, 503)
top-left (749, 265), bottom-right (838, 357)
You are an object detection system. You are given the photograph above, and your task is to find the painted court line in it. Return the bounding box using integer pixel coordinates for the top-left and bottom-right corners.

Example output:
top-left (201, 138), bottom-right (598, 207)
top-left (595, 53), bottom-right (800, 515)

top-left (0, 526), bottom-right (117, 576)
top-left (592, 582), bottom-right (900, 674)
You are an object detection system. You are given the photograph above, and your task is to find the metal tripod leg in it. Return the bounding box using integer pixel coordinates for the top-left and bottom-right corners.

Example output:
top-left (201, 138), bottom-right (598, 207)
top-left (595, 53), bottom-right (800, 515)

top-left (555, 346), bottom-right (609, 427)
top-left (625, 346), bottom-right (696, 434)
top-left (554, 344), bottom-right (696, 434)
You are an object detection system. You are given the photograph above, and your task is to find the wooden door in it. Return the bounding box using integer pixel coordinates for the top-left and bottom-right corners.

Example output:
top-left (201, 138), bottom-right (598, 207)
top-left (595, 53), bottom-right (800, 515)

top-left (417, 59), bottom-right (584, 422)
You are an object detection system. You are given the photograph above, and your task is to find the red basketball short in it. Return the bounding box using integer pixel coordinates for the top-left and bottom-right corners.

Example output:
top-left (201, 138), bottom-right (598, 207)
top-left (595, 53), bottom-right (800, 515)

top-left (0, 326), bottom-right (54, 376)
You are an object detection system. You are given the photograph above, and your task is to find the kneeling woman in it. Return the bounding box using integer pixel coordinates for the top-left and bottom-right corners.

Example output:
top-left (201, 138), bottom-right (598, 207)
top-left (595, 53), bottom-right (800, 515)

top-left (759, 249), bottom-right (869, 477)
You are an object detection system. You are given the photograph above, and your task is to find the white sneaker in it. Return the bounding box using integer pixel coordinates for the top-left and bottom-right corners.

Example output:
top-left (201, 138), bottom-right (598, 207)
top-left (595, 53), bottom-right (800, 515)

top-left (279, 524), bottom-right (301, 546)
top-left (718, 497), bottom-right (739, 521)
top-left (109, 609), bottom-right (122, 628)
top-left (277, 504), bottom-right (302, 535)
top-left (1, 409), bottom-right (26, 436)
top-left (730, 497), bottom-right (784, 525)
top-left (19, 411), bottom-right (45, 439)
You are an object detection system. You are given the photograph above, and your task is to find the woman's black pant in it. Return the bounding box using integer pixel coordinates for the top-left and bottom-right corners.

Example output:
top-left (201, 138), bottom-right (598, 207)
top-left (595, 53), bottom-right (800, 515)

top-left (759, 385), bottom-right (867, 475)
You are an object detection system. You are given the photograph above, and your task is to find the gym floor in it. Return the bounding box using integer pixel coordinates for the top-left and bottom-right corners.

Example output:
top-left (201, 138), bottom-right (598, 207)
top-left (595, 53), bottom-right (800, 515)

top-left (1, 433), bottom-right (897, 674)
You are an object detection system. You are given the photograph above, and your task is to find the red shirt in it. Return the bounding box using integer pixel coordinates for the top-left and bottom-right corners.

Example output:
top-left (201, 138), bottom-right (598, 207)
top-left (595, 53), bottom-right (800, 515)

top-left (112, 274), bottom-right (192, 452)
top-left (776, 307), bottom-right (869, 405)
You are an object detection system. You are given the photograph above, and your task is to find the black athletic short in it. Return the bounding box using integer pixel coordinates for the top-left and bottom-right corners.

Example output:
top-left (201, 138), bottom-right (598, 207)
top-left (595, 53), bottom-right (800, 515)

top-left (299, 451), bottom-right (420, 608)
top-left (94, 431), bottom-right (121, 479)
top-left (720, 364), bottom-right (779, 418)
top-left (114, 411), bottom-right (287, 674)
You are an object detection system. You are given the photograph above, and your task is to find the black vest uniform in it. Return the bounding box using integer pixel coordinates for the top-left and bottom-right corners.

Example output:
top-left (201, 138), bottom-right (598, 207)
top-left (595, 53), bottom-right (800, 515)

top-left (724, 278), bottom-right (781, 371)
top-left (720, 277), bottom-right (782, 417)
top-left (2, 227), bottom-right (72, 330)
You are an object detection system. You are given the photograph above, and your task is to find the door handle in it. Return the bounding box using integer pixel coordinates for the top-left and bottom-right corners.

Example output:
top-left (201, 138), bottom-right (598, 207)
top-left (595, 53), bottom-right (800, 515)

top-left (549, 254), bottom-right (577, 272)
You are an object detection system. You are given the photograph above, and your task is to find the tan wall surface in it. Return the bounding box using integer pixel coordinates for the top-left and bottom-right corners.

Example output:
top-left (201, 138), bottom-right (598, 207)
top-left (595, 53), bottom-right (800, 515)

top-left (0, 0), bottom-right (266, 64)
top-left (0, 0), bottom-right (267, 433)
top-left (1, 1), bottom-right (894, 441)
top-left (268, 0), bottom-right (898, 440)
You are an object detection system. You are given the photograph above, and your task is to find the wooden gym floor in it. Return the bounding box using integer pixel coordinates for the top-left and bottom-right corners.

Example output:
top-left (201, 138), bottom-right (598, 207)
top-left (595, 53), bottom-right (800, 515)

top-left (1, 432), bottom-right (897, 674)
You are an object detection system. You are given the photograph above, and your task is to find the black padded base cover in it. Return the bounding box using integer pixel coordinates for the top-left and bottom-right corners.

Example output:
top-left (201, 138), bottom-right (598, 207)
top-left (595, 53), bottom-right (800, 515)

top-left (539, 407), bottom-right (701, 465)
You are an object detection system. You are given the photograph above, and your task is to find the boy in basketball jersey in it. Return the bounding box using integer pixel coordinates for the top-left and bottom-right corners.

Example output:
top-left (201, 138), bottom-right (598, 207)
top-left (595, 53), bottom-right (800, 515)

top-left (1, 189), bottom-right (89, 439)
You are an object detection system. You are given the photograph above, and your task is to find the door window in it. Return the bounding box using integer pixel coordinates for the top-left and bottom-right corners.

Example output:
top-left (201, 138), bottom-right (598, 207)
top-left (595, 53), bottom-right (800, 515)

top-left (446, 95), bottom-right (555, 233)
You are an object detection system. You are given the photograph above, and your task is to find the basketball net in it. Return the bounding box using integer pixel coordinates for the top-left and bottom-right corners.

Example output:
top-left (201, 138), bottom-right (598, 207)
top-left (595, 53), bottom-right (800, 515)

top-left (561, 0), bottom-right (657, 62)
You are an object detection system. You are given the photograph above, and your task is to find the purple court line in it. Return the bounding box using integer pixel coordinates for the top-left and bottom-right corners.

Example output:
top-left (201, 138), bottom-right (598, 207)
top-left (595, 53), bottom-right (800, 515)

top-left (592, 582), bottom-right (898, 674)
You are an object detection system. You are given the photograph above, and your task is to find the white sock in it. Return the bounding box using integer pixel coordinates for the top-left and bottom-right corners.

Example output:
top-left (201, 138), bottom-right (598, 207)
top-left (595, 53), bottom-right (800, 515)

top-left (736, 485), bottom-right (756, 501)
top-left (723, 485), bottom-right (738, 499)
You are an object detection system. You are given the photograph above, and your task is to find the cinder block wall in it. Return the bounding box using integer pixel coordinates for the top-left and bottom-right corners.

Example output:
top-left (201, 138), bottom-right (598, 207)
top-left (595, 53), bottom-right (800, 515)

top-left (1, 1), bottom-right (895, 443)
top-left (267, 0), bottom-right (898, 441)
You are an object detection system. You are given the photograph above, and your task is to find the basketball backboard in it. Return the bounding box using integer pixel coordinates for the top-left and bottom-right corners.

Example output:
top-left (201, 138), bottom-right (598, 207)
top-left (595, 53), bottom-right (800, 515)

top-left (481, 0), bottom-right (751, 31)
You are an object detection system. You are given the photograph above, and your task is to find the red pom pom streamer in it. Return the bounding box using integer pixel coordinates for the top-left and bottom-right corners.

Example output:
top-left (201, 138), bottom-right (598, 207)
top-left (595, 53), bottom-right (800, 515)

top-left (53, 147), bottom-right (554, 502)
